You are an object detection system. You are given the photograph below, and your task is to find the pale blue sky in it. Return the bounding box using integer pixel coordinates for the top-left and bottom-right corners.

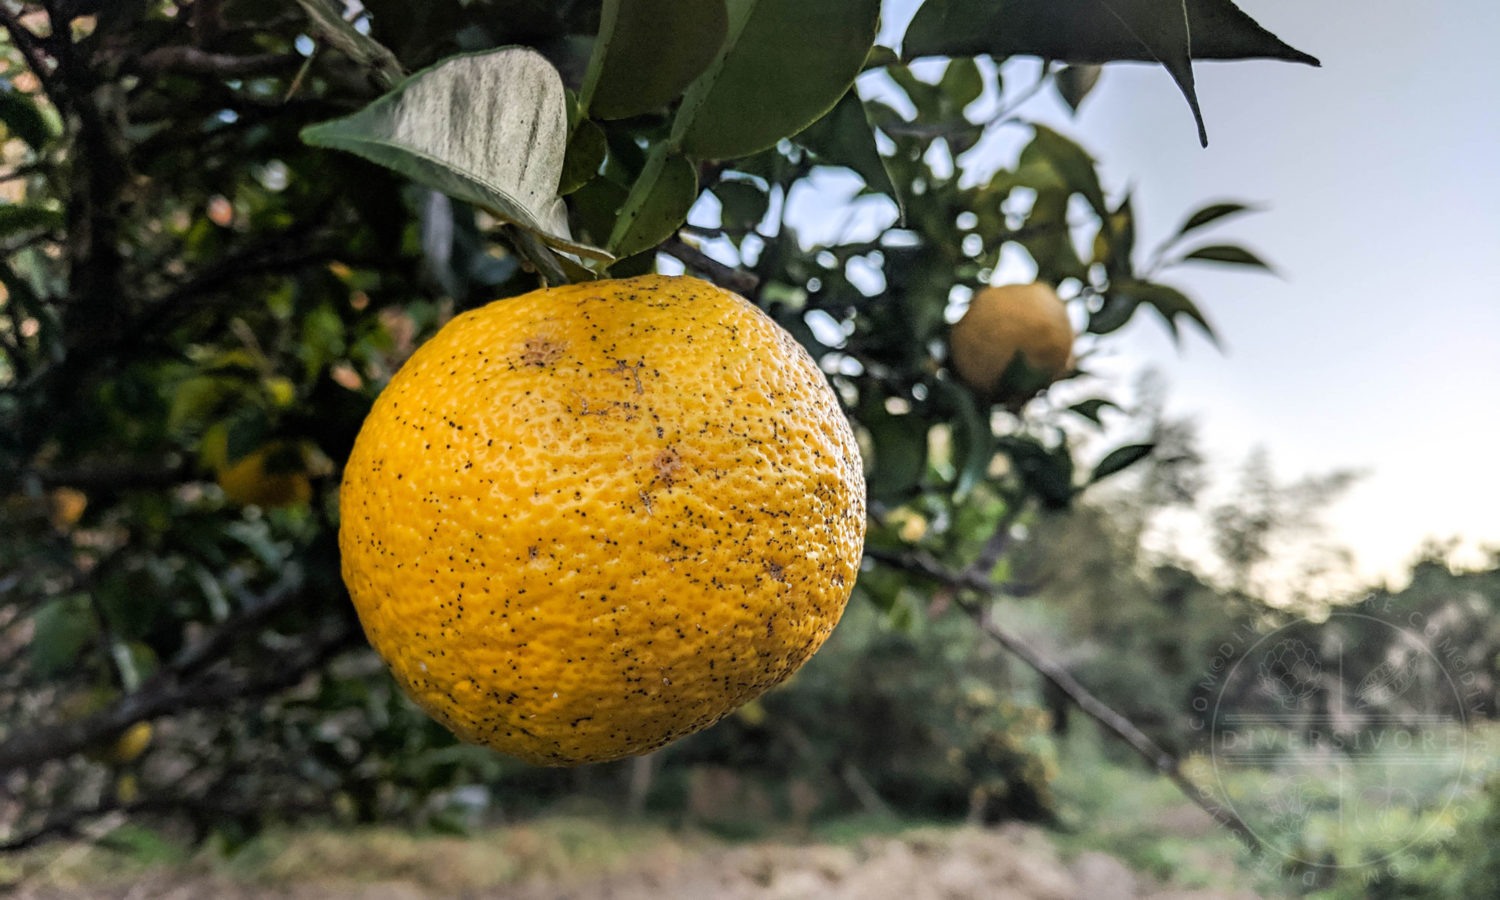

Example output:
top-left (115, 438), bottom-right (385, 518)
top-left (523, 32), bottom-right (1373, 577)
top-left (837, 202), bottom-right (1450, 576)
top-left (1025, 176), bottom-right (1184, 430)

top-left (874, 0), bottom-right (1500, 582)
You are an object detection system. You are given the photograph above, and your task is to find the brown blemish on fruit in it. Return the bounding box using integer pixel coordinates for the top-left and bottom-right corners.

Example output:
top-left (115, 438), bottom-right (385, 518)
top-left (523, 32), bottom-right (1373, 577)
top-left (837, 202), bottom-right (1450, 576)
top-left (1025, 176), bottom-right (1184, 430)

top-left (652, 447), bottom-right (682, 488)
top-left (520, 337), bottom-right (565, 366)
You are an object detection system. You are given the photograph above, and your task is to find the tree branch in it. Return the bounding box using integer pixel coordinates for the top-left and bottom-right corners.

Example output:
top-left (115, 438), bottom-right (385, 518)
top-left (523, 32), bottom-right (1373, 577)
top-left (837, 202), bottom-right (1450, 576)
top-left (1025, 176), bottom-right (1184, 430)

top-left (0, 7), bottom-right (62, 105)
top-left (7, 459), bottom-right (189, 492)
top-left (136, 46), bottom-right (302, 79)
top-left (660, 237), bottom-right (760, 297)
top-left (0, 574), bottom-right (357, 774)
top-left (862, 542), bottom-right (1270, 857)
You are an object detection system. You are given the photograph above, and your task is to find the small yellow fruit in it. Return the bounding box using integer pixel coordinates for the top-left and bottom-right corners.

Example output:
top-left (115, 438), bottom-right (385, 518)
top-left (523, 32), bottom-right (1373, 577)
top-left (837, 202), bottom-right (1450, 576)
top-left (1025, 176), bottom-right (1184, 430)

top-left (216, 442), bottom-right (313, 508)
top-left (949, 283), bottom-right (1075, 401)
top-left (115, 774), bottom-right (140, 803)
top-left (340, 274), bottom-right (866, 766)
top-left (89, 721), bottom-right (152, 765)
top-left (47, 487), bottom-right (88, 529)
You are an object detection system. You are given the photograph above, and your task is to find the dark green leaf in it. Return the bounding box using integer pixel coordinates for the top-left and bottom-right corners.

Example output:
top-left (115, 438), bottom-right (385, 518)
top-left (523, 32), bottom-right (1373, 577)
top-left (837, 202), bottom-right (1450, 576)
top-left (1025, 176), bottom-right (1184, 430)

top-left (795, 90), bottom-right (903, 218)
top-left (904, 0), bottom-right (1318, 66)
top-left (570, 176), bottom-right (630, 249)
top-left (1028, 124), bottom-right (1107, 218)
top-left (1087, 293), bottom-right (1139, 335)
top-left (1092, 193), bottom-right (1136, 278)
top-left (609, 152), bottom-right (699, 258)
top-left (940, 381), bottom-right (993, 501)
top-left (903, 0), bottom-right (1318, 146)
top-left (1019, 189), bottom-right (1086, 283)
top-left (1096, 0), bottom-right (1205, 147)
top-left (678, 0), bottom-right (882, 160)
top-left (559, 119), bottom-right (607, 196)
top-left (1180, 243), bottom-right (1273, 271)
top-left (864, 405), bottom-right (929, 505)
top-left (361, 0), bottom-right (467, 67)
top-left (294, 0), bottom-right (404, 87)
top-left (1173, 201), bottom-right (1255, 238)
top-left (584, 0), bottom-right (729, 120)
top-left (30, 596), bottom-right (95, 679)
top-left (0, 205), bottom-right (63, 238)
top-left (301, 48), bottom-right (610, 262)
top-left (713, 179), bottom-right (770, 229)
top-left (998, 434), bottom-right (1074, 510)
top-left (0, 89), bottom-right (55, 151)
top-left (1090, 442), bottom-right (1155, 484)
top-left (1114, 278), bottom-right (1217, 344)
top-left (1068, 398), bottom-right (1120, 425)
top-left (937, 58), bottom-right (984, 112)
top-left (1054, 65), bottom-right (1102, 113)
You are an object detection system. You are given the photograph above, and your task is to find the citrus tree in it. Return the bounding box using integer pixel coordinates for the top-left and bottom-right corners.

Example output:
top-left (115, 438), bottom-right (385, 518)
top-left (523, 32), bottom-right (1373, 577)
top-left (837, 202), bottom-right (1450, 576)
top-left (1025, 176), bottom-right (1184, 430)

top-left (0, 0), bottom-right (1314, 849)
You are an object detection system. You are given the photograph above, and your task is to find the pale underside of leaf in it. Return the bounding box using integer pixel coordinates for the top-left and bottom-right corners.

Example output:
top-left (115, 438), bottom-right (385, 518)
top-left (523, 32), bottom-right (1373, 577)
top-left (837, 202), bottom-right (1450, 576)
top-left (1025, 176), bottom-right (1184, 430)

top-left (301, 48), bottom-right (610, 262)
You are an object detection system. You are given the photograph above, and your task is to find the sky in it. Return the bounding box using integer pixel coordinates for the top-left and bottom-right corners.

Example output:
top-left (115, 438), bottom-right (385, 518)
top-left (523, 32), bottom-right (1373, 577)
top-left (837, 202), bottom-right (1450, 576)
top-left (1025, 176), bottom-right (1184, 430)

top-left (858, 0), bottom-right (1500, 585)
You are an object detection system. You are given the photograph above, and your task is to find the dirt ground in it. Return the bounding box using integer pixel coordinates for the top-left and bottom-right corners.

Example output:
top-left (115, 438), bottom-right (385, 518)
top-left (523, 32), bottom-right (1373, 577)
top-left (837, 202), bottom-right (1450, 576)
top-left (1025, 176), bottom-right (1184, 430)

top-left (7, 822), bottom-right (1260, 900)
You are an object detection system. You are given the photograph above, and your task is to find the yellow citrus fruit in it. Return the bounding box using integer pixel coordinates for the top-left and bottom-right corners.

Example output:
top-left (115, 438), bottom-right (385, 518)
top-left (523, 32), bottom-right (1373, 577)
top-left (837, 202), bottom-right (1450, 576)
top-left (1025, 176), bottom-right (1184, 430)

top-left (949, 282), bottom-right (1075, 401)
top-left (98, 721), bottom-right (153, 765)
top-left (47, 487), bottom-right (88, 529)
top-left (340, 274), bottom-right (866, 766)
top-left (216, 442), bottom-right (313, 508)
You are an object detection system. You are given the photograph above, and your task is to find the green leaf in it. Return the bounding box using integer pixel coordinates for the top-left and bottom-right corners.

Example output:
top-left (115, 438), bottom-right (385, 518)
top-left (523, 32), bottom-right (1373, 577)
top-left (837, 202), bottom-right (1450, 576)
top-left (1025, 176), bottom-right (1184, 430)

top-left (903, 0), bottom-right (1318, 146)
top-left (361, 0), bottom-right (467, 68)
top-left (713, 179), bottom-right (770, 230)
top-left (583, 0), bottom-right (729, 120)
top-left (864, 404), bottom-right (929, 505)
top-left (301, 48), bottom-right (610, 262)
top-left (1090, 442), bottom-right (1155, 484)
top-left (1094, 0), bottom-right (1205, 147)
top-left (938, 381), bottom-right (993, 501)
top-left (0, 204), bottom-right (63, 238)
top-left (937, 57), bottom-right (984, 112)
top-left (677, 0), bottom-right (882, 160)
top-left (1054, 65), bottom-right (1102, 113)
top-left (1114, 278), bottom-right (1217, 344)
top-left (1028, 124), bottom-right (1108, 219)
top-left (0, 89), bottom-right (55, 151)
top-left (1092, 193), bottom-right (1136, 277)
top-left (998, 434), bottom-right (1074, 511)
top-left (559, 119), bottom-right (607, 196)
top-left (1019, 189), bottom-right (1086, 283)
top-left (294, 0), bottom-right (404, 88)
top-left (1180, 243), bottom-right (1273, 271)
top-left (30, 595), bottom-right (95, 679)
top-left (570, 176), bottom-right (630, 249)
top-left (608, 151), bottom-right (699, 258)
top-left (1173, 201), bottom-right (1255, 238)
top-left (1068, 398), bottom-right (1120, 425)
top-left (1087, 293), bottom-right (1139, 335)
top-left (904, 0), bottom-right (1319, 66)
top-left (795, 90), bottom-right (903, 218)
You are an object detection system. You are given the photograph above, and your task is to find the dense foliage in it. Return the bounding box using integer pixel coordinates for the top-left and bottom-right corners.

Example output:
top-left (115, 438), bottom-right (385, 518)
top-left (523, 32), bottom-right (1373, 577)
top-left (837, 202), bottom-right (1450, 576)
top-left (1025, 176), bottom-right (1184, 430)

top-left (0, 0), bottom-right (1338, 854)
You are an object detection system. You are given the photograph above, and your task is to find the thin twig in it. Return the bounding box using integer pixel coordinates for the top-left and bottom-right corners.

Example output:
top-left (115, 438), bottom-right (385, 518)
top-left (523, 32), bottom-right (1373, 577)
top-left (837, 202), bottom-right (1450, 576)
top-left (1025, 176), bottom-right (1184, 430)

top-left (0, 598), bottom-right (356, 773)
top-left (136, 46), bottom-right (302, 79)
top-left (862, 543), bottom-right (1270, 857)
top-left (0, 8), bottom-right (61, 105)
top-left (8, 460), bottom-right (190, 492)
top-left (660, 237), bottom-right (760, 296)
